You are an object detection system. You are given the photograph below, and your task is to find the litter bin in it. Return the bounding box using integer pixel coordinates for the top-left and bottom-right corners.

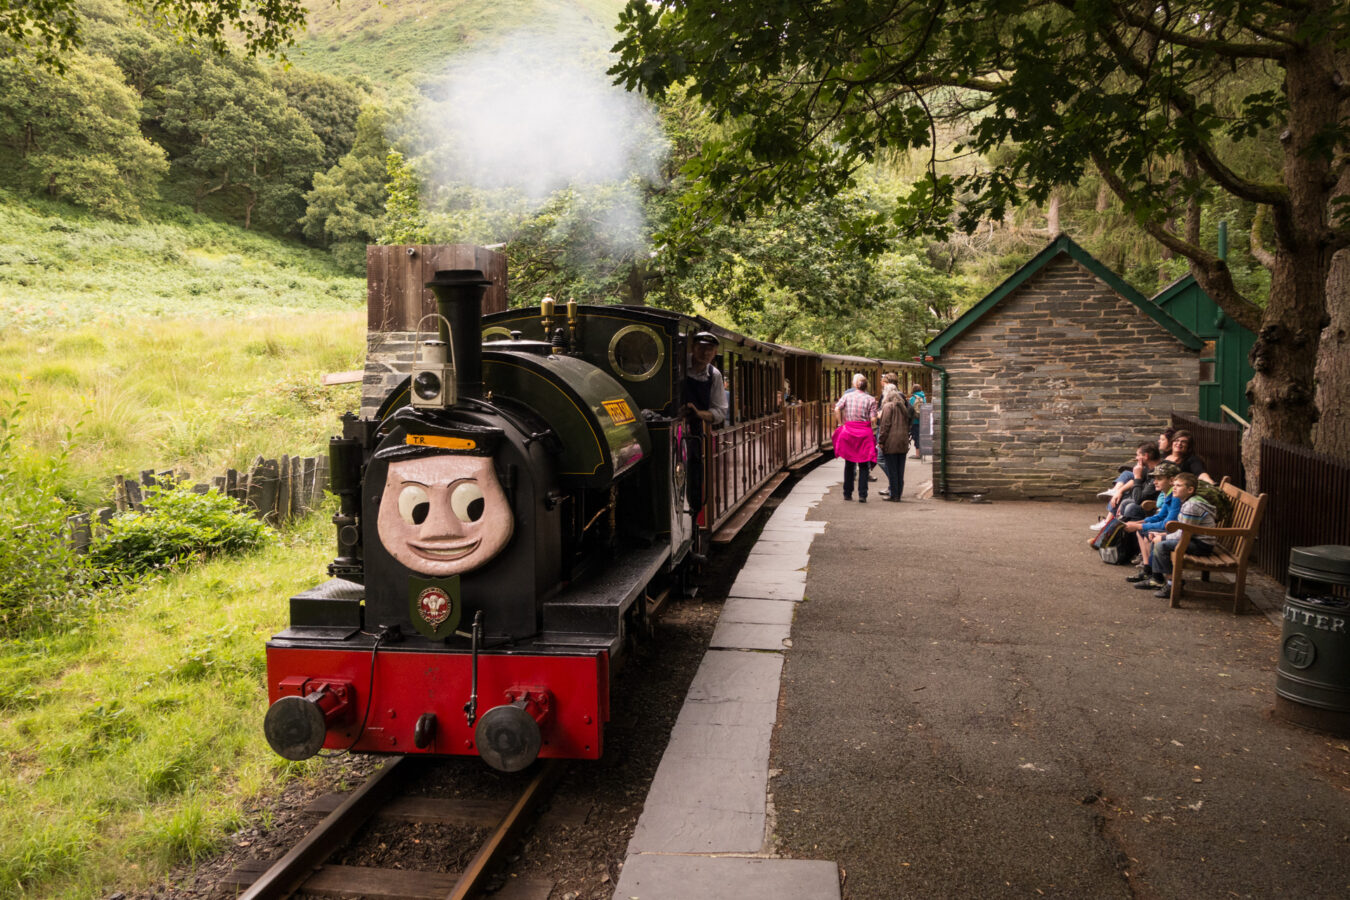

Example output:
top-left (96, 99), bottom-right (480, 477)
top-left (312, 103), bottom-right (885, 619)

top-left (1275, 545), bottom-right (1350, 736)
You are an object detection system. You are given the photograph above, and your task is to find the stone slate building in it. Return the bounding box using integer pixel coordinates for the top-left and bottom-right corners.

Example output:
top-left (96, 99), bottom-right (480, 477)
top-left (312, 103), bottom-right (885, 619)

top-left (924, 235), bottom-right (1202, 500)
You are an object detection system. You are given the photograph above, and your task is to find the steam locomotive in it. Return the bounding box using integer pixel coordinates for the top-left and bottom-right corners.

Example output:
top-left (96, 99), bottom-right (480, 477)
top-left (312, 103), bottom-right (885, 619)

top-left (263, 268), bottom-right (925, 771)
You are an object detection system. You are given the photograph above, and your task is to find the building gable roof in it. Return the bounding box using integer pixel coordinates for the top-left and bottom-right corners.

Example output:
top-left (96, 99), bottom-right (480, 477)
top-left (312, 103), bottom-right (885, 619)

top-left (926, 234), bottom-right (1204, 357)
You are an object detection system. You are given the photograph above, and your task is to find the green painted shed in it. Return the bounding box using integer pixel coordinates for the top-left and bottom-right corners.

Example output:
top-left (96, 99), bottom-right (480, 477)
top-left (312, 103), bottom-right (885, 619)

top-left (1149, 274), bottom-right (1256, 424)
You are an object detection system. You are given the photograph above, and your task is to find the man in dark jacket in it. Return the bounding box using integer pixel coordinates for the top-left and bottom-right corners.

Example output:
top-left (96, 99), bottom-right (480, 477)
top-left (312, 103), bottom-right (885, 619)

top-left (681, 332), bottom-right (727, 523)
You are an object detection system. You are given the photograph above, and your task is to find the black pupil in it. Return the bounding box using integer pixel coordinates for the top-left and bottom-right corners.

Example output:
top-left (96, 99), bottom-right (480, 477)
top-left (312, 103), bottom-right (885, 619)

top-left (466, 497), bottom-right (484, 521)
top-left (412, 502), bottom-right (429, 525)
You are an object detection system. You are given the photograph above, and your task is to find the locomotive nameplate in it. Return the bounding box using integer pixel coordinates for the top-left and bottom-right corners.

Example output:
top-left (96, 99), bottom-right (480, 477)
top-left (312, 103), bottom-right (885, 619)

top-left (406, 434), bottom-right (477, 451)
top-left (603, 399), bottom-right (636, 426)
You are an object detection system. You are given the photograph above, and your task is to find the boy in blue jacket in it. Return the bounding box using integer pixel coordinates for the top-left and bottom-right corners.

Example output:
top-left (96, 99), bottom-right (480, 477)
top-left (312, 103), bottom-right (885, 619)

top-left (1122, 461), bottom-right (1180, 590)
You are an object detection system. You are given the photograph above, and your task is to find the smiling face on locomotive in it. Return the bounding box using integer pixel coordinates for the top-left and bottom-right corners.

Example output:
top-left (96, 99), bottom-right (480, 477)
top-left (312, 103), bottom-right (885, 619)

top-left (375, 447), bottom-right (514, 578)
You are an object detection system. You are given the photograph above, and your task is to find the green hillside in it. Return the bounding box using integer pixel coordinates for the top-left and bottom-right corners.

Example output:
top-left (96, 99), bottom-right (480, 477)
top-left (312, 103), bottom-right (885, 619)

top-left (0, 192), bottom-right (361, 332)
top-left (291, 0), bottom-right (628, 84)
top-left (0, 190), bottom-right (365, 501)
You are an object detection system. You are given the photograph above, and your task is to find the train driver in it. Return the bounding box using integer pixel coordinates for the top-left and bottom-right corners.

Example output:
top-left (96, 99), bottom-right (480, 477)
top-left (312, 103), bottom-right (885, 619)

top-left (682, 331), bottom-right (727, 520)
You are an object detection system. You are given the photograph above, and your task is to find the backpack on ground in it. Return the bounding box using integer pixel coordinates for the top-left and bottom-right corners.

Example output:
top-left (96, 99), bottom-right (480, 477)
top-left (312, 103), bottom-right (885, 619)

top-left (1090, 515), bottom-right (1135, 564)
top-left (1099, 542), bottom-right (1135, 565)
top-left (1089, 515), bottom-right (1127, 551)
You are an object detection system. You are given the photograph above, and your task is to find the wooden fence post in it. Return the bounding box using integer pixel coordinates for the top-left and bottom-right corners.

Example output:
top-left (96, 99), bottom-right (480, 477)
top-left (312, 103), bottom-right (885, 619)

top-left (300, 456), bottom-right (317, 514)
top-left (288, 455), bottom-right (303, 520)
top-left (123, 480), bottom-right (144, 513)
top-left (278, 454), bottom-right (293, 523)
top-left (246, 458), bottom-right (280, 524)
top-left (68, 513), bottom-right (91, 553)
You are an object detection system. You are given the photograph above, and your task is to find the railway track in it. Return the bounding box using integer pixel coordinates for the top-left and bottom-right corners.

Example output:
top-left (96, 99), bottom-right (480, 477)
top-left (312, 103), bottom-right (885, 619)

top-left (227, 756), bottom-right (566, 900)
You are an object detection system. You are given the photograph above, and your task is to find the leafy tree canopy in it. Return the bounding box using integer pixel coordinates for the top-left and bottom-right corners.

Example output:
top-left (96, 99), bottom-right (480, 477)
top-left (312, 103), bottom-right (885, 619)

top-left (273, 66), bottom-right (366, 172)
top-left (139, 47), bottom-right (322, 229)
top-left (0, 50), bottom-right (166, 216)
top-left (301, 103), bottom-right (392, 271)
top-left (611, 0), bottom-right (1350, 468)
top-left (611, 0), bottom-right (1347, 318)
top-left (1, 0), bottom-right (310, 72)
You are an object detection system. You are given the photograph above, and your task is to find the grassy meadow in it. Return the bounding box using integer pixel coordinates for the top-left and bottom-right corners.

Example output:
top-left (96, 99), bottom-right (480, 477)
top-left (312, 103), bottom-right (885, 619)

top-left (0, 190), bottom-right (367, 504)
top-left (0, 517), bottom-right (335, 898)
top-left (0, 191), bottom-right (373, 897)
top-left (293, 0), bottom-right (627, 84)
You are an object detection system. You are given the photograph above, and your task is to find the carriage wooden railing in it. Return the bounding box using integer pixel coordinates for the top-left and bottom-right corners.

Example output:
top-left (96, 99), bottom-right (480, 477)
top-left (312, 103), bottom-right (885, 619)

top-left (703, 401), bottom-right (826, 533)
top-left (783, 401), bottom-right (823, 466)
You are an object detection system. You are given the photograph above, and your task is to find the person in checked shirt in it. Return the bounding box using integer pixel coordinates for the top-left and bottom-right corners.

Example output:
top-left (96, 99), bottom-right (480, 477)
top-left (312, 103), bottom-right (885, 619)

top-left (833, 373), bottom-right (879, 502)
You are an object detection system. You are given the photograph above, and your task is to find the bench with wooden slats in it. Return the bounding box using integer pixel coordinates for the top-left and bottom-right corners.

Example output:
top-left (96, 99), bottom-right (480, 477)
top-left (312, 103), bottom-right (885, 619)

top-left (1163, 476), bottom-right (1269, 614)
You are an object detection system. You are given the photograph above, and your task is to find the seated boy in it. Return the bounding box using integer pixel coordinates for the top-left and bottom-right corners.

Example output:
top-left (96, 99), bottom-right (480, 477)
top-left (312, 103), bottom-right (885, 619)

top-left (1122, 461), bottom-right (1181, 586)
top-left (1107, 442), bottom-right (1162, 522)
top-left (1138, 472), bottom-right (1217, 597)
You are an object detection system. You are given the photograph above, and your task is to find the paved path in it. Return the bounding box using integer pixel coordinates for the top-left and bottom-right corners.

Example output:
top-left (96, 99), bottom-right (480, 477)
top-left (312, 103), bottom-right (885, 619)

top-left (614, 464), bottom-right (841, 900)
top-left (616, 460), bottom-right (1350, 899)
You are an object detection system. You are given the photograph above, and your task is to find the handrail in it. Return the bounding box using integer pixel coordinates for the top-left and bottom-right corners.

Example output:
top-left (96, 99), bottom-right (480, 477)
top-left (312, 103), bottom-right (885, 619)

top-left (1219, 404), bottom-right (1250, 428)
top-left (705, 409), bottom-right (788, 531)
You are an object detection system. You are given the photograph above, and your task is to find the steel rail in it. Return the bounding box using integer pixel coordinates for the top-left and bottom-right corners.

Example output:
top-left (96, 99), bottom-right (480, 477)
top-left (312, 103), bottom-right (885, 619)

top-left (446, 758), bottom-right (566, 900)
top-left (238, 754), bottom-right (409, 900)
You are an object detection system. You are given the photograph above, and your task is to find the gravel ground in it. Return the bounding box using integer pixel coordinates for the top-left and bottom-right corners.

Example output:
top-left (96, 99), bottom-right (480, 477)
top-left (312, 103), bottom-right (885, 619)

top-left (118, 514), bottom-right (765, 900)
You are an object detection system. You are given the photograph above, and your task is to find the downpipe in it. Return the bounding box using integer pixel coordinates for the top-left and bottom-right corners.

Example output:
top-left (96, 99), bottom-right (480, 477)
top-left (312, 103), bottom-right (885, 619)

top-left (920, 358), bottom-right (949, 497)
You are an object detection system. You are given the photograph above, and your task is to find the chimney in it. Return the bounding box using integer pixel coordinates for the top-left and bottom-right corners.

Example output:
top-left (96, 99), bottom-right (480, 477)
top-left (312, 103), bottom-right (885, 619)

top-left (425, 269), bottom-right (492, 404)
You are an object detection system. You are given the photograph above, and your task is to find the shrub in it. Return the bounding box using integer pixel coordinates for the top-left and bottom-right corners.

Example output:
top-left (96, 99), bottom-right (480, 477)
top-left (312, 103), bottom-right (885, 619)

top-left (0, 391), bottom-right (93, 632)
top-left (89, 484), bottom-right (270, 580)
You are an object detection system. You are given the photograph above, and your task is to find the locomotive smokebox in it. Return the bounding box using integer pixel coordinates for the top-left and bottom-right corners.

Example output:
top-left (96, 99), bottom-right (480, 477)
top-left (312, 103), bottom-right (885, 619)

top-left (426, 269), bottom-right (493, 404)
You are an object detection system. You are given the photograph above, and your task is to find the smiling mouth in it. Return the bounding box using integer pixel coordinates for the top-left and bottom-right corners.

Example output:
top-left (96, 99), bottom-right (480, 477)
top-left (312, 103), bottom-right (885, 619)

top-left (410, 537), bottom-right (481, 560)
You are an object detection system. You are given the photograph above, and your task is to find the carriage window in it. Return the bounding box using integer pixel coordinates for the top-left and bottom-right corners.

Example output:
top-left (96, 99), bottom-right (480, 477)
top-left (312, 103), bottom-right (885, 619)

top-left (608, 325), bottom-right (665, 381)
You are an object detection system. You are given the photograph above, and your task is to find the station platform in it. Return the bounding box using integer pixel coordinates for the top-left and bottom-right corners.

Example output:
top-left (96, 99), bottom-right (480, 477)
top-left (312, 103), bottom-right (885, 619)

top-left (614, 460), bottom-right (1350, 899)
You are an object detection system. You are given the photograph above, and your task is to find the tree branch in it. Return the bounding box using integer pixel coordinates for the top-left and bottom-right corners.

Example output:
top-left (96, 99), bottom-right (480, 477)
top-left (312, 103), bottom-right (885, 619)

top-left (1093, 150), bottom-right (1264, 332)
top-left (1250, 205), bottom-right (1277, 268)
top-left (1086, 14), bottom-right (1291, 208)
top-left (1107, 1), bottom-right (1290, 58)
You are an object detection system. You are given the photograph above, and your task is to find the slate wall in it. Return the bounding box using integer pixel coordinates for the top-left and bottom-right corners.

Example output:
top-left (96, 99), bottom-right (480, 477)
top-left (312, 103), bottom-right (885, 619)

top-left (935, 256), bottom-right (1198, 500)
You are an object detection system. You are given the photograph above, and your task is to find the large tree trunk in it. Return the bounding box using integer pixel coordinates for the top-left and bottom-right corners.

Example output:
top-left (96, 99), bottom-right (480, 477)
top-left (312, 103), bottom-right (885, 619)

top-left (1243, 253), bottom-right (1327, 489)
top-left (1234, 35), bottom-right (1343, 491)
top-left (1314, 249), bottom-right (1350, 461)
